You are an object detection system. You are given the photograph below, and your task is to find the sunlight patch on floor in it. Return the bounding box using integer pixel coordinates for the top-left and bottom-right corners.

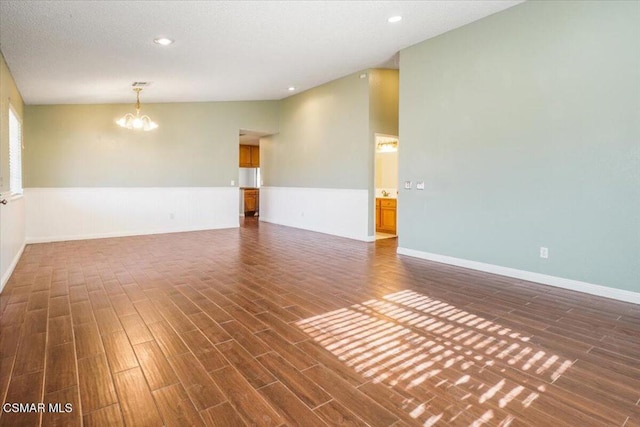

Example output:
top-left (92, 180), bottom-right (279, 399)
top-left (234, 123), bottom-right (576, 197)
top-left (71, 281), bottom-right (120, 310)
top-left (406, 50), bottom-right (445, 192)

top-left (296, 289), bottom-right (573, 426)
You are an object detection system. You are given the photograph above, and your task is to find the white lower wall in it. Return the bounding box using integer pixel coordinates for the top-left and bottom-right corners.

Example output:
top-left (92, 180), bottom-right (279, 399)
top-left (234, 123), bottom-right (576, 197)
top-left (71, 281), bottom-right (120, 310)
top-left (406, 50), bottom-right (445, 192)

top-left (259, 186), bottom-right (371, 241)
top-left (397, 247), bottom-right (640, 304)
top-left (1, 194), bottom-right (26, 292)
top-left (25, 187), bottom-right (239, 244)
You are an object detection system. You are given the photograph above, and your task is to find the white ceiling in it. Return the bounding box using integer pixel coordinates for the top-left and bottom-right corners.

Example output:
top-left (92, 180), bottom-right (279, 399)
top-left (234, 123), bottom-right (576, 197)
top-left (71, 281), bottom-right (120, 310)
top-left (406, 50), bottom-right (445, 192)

top-left (0, 1), bottom-right (522, 105)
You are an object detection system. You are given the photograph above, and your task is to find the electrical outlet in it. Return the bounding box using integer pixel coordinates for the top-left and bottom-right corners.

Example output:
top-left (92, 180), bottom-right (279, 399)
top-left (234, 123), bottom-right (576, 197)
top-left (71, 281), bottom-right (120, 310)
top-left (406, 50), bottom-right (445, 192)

top-left (230, 180), bottom-right (235, 186)
top-left (540, 247), bottom-right (549, 259)
top-left (404, 181), bottom-right (412, 190)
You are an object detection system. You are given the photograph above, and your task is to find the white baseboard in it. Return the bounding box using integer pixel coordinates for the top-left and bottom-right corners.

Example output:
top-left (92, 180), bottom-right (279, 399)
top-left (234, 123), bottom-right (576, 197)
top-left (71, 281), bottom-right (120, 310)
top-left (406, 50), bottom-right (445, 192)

top-left (397, 247), bottom-right (640, 305)
top-left (260, 186), bottom-right (371, 242)
top-left (25, 187), bottom-right (240, 244)
top-left (1, 243), bottom-right (25, 293)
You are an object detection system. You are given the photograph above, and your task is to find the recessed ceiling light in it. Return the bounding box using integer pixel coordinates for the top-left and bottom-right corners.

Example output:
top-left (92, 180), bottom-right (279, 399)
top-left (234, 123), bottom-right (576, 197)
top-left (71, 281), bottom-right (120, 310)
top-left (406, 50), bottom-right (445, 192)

top-left (288, 87), bottom-right (296, 91)
top-left (154, 37), bottom-right (174, 46)
top-left (388, 16), bottom-right (402, 23)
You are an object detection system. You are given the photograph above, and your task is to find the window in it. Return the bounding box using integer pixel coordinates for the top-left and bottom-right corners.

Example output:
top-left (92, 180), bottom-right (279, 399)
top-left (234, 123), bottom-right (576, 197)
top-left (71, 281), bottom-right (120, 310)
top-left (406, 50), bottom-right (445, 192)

top-left (8, 106), bottom-right (22, 194)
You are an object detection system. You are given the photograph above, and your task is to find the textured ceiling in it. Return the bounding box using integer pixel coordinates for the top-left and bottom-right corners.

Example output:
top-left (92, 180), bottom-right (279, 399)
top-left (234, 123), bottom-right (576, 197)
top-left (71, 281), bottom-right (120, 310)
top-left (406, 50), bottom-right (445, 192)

top-left (0, 1), bottom-right (522, 105)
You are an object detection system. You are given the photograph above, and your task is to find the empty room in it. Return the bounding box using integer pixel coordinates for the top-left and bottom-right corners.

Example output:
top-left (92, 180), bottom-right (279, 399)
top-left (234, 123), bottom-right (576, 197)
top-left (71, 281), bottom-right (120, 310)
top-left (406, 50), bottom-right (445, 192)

top-left (0, 1), bottom-right (638, 426)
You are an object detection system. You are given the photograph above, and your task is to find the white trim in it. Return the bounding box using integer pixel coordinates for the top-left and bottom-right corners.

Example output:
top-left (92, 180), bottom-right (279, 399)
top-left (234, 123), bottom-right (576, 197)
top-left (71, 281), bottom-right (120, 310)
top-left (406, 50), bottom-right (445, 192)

top-left (1, 242), bottom-right (25, 293)
top-left (259, 186), bottom-right (371, 242)
top-left (25, 187), bottom-right (239, 243)
top-left (397, 247), bottom-right (640, 305)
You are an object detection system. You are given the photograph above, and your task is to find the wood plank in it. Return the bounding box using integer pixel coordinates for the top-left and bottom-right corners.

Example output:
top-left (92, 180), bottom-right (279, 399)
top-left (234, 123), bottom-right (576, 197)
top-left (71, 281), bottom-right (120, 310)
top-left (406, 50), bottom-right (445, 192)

top-left (168, 352), bottom-right (226, 410)
top-left (258, 382), bottom-right (326, 426)
top-left (257, 329), bottom-right (317, 371)
top-left (313, 400), bottom-right (368, 426)
top-left (77, 354), bottom-right (118, 413)
top-left (133, 340), bottom-right (179, 390)
top-left (70, 300), bottom-right (94, 325)
top-left (201, 402), bottom-right (247, 426)
top-left (296, 340), bottom-right (367, 386)
top-left (224, 304), bottom-right (268, 334)
top-left (303, 364), bottom-right (398, 426)
top-left (216, 340), bottom-right (275, 389)
top-left (181, 329), bottom-right (228, 372)
top-left (45, 343), bottom-right (77, 393)
top-left (189, 312), bottom-right (232, 344)
top-left (0, 325), bottom-right (21, 358)
top-left (113, 367), bottom-right (164, 427)
top-left (1, 370), bottom-right (44, 426)
top-left (27, 290), bottom-right (49, 311)
top-left (73, 322), bottom-right (104, 360)
top-left (152, 383), bottom-right (204, 427)
top-left (134, 299), bottom-right (164, 325)
top-left (209, 366), bottom-right (283, 427)
top-left (13, 332), bottom-right (46, 376)
top-left (42, 386), bottom-right (81, 427)
top-left (23, 309), bottom-right (48, 335)
top-left (83, 404), bottom-right (124, 427)
top-left (94, 307), bottom-right (123, 335)
top-left (68, 286), bottom-right (89, 304)
top-left (120, 312), bottom-right (154, 345)
top-left (109, 294), bottom-right (137, 317)
top-left (148, 320), bottom-right (188, 357)
top-left (0, 357), bottom-right (14, 403)
top-left (220, 320), bottom-right (269, 356)
top-left (102, 330), bottom-right (139, 373)
top-left (49, 295), bottom-right (71, 318)
top-left (255, 312), bottom-right (308, 343)
top-left (257, 352), bottom-right (331, 409)
top-left (48, 315), bottom-right (73, 347)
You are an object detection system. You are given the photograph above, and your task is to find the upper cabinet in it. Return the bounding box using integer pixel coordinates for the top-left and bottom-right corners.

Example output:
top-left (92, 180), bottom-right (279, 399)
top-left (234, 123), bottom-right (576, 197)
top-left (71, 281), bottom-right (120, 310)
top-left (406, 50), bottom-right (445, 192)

top-left (239, 145), bottom-right (260, 167)
top-left (251, 145), bottom-right (259, 167)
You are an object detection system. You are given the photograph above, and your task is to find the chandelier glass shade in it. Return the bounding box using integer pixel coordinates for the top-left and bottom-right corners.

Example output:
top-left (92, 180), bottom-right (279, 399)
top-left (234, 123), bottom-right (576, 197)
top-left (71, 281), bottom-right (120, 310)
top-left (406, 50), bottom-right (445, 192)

top-left (116, 88), bottom-right (158, 131)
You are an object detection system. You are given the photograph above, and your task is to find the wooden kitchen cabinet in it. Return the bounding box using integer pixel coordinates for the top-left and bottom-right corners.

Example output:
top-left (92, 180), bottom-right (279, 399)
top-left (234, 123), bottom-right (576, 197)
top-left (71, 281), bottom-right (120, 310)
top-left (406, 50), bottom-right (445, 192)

top-left (239, 145), bottom-right (260, 167)
top-left (376, 198), bottom-right (396, 234)
top-left (244, 189), bottom-right (259, 216)
top-left (239, 145), bottom-right (252, 167)
top-left (250, 146), bottom-right (259, 167)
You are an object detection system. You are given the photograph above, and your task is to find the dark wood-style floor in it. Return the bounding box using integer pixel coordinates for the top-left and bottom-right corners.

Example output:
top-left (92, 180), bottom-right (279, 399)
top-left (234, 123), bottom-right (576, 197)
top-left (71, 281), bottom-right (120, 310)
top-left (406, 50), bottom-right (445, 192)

top-left (1, 218), bottom-right (638, 426)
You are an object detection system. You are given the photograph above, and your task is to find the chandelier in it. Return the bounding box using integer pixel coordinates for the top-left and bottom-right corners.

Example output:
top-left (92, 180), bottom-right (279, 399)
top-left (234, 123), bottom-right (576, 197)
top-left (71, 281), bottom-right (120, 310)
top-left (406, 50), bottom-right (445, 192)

top-left (116, 87), bottom-right (158, 131)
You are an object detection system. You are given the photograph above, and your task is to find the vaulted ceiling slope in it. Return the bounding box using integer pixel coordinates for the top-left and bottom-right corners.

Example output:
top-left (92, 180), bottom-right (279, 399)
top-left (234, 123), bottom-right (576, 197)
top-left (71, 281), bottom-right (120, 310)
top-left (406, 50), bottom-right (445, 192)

top-left (0, 1), bottom-right (521, 105)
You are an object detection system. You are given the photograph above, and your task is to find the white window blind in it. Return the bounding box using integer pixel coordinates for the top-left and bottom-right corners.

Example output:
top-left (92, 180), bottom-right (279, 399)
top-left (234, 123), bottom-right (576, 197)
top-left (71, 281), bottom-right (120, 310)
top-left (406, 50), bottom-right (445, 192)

top-left (9, 106), bottom-right (23, 194)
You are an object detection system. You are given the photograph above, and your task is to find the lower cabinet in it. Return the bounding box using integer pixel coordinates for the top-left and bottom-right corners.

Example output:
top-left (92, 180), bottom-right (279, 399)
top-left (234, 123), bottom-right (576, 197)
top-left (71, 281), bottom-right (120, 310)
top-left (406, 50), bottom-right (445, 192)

top-left (244, 189), bottom-right (259, 216)
top-left (376, 198), bottom-right (397, 234)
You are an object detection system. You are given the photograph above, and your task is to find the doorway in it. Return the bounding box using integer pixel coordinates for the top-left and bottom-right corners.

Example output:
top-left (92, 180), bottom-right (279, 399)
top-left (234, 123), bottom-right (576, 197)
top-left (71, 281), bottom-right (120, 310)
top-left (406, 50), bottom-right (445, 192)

top-left (374, 134), bottom-right (399, 240)
top-left (238, 130), bottom-right (266, 219)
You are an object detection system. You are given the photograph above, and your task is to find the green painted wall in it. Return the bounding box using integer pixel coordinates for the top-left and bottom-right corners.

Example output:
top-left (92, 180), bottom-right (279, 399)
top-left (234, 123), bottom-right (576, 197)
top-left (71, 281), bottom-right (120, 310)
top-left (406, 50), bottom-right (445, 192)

top-left (24, 101), bottom-right (278, 187)
top-left (262, 71), bottom-right (370, 189)
top-left (369, 69), bottom-right (399, 139)
top-left (1, 52), bottom-right (24, 192)
top-left (399, 1), bottom-right (640, 292)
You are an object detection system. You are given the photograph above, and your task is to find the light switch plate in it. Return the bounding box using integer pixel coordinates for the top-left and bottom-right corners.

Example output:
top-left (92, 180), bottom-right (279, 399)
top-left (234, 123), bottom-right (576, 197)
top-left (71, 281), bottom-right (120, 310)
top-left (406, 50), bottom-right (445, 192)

top-left (404, 181), bottom-right (412, 189)
top-left (416, 181), bottom-right (425, 190)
